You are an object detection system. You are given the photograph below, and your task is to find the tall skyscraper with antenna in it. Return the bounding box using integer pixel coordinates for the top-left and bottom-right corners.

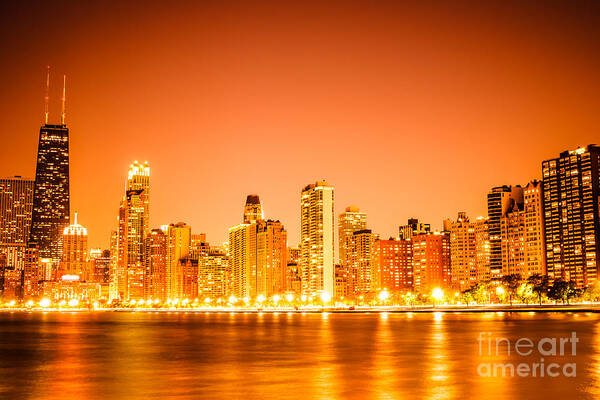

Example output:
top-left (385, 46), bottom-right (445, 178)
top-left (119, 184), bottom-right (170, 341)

top-left (29, 67), bottom-right (71, 261)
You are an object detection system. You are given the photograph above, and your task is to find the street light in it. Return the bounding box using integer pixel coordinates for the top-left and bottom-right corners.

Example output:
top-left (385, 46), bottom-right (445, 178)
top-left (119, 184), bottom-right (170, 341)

top-left (431, 288), bottom-right (444, 307)
top-left (378, 289), bottom-right (390, 303)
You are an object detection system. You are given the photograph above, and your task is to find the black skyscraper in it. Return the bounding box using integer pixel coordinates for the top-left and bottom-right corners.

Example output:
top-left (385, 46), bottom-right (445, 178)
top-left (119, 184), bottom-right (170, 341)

top-left (29, 70), bottom-right (70, 261)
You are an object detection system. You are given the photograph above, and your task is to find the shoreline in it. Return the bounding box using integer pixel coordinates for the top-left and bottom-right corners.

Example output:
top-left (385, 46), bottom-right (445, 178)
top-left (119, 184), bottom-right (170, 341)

top-left (1, 304), bottom-right (599, 313)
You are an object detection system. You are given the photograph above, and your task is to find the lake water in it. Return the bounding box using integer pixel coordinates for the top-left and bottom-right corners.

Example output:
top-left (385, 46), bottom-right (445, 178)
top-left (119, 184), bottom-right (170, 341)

top-left (0, 311), bottom-right (598, 399)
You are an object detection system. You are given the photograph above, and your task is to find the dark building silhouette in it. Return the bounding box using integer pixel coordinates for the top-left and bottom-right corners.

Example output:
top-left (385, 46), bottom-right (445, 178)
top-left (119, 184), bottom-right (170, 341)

top-left (29, 71), bottom-right (70, 261)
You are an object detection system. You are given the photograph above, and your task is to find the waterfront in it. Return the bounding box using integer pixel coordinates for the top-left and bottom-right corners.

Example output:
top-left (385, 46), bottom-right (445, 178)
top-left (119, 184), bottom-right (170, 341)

top-left (0, 312), bottom-right (598, 399)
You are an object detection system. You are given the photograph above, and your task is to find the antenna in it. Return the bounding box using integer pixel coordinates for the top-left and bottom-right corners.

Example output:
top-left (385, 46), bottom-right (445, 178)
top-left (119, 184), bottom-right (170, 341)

top-left (61, 74), bottom-right (66, 125)
top-left (44, 66), bottom-right (50, 125)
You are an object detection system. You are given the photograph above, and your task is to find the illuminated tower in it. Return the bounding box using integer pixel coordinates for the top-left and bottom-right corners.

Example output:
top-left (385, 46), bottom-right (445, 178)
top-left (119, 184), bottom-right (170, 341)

top-left (60, 212), bottom-right (89, 280)
top-left (543, 145), bottom-right (600, 286)
top-left (243, 194), bottom-right (263, 224)
top-left (300, 181), bottom-right (335, 298)
top-left (29, 69), bottom-right (70, 261)
top-left (116, 161), bottom-right (150, 300)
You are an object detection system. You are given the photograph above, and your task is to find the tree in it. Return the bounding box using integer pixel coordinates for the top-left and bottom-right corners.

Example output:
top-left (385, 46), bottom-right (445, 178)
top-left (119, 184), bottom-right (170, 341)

top-left (527, 274), bottom-right (550, 305)
top-left (501, 274), bottom-right (522, 306)
top-left (548, 279), bottom-right (579, 304)
top-left (582, 282), bottom-right (600, 303)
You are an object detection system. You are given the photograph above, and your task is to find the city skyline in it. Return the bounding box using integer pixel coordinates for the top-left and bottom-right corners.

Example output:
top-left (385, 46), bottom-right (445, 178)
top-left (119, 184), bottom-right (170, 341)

top-left (1, 1), bottom-right (599, 248)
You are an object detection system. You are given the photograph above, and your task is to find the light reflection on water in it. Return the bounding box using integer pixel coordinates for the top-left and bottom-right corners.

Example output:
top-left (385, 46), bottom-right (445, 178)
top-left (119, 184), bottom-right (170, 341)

top-left (0, 312), bottom-right (598, 399)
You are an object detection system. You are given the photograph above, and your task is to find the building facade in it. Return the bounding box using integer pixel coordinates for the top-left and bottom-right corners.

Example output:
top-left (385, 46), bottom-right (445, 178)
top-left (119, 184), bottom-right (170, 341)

top-left (449, 212), bottom-right (477, 291)
top-left (371, 238), bottom-right (413, 292)
top-left (542, 145), bottom-right (600, 286)
top-left (300, 181), bottom-right (335, 298)
top-left (411, 232), bottom-right (450, 293)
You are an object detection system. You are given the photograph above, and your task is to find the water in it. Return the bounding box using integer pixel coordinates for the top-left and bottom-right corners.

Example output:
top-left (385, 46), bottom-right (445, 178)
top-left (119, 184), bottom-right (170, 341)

top-left (0, 311), bottom-right (598, 399)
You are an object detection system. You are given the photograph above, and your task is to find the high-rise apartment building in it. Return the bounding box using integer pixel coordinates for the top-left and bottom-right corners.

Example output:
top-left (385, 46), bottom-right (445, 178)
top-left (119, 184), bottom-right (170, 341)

top-left (449, 212), bottom-right (477, 291)
top-left (0, 176), bottom-right (34, 245)
top-left (347, 229), bottom-right (375, 294)
top-left (90, 249), bottom-right (111, 284)
top-left (474, 217), bottom-right (491, 282)
top-left (543, 145), bottom-right (600, 286)
top-left (524, 180), bottom-right (546, 277)
top-left (198, 249), bottom-right (230, 299)
top-left (501, 200), bottom-right (525, 276)
top-left (229, 196), bottom-right (288, 298)
top-left (338, 206), bottom-right (367, 267)
top-left (487, 186), bottom-right (523, 278)
top-left (229, 222), bottom-right (254, 298)
top-left (256, 219), bottom-right (287, 297)
top-left (399, 218), bottom-right (431, 240)
top-left (145, 229), bottom-right (167, 301)
top-left (166, 222), bottom-right (191, 299)
top-left (22, 243), bottom-right (40, 300)
top-left (371, 238), bottom-right (413, 292)
top-left (300, 181), bottom-right (335, 298)
top-left (411, 232), bottom-right (450, 293)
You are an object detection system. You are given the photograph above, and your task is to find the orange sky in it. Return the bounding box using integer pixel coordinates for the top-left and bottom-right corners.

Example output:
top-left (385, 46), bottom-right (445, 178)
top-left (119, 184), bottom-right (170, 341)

top-left (1, 0), bottom-right (599, 248)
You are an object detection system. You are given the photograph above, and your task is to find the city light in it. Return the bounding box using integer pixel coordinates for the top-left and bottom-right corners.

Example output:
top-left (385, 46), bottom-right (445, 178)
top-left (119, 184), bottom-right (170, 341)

top-left (39, 298), bottom-right (51, 308)
top-left (378, 289), bottom-right (390, 302)
top-left (432, 288), bottom-right (444, 302)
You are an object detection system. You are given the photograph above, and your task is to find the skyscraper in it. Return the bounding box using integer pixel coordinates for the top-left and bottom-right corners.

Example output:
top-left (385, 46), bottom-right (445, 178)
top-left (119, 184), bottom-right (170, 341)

top-left (145, 229), bottom-right (167, 301)
top-left (543, 145), bottom-right (600, 286)
top-left (347, 229), bottom-right (375, 294)
top-left (0, 176), bottom-right (34, 245)
top-left (300, 181), bottom-right (335, 298)
top-left (474, 217), bottom-right (491, 282)
top-left (166, 222), bottom-right (191, 299)
top-left (115, 161), bottom-right (150, 300)
top-left (338, 206), bottom-right (367, 267)
top-left (449, 212), bottom-right (477, 291)
top-left (198, 248), bottom-right (230, 299)
top-left (243, 194), bottom-right (263, 224)
top-left (256, 219), bottom-right (288, 297)
top-left (487, 186), bottom-right (523, 278)
top-left (229, 196), bottom-right (288, 298)
top-left (29, 70), bottom-right (70, 261)
top-left (60, 213), bottom-right (89, 280)
top-left (524, 180), bottom-right (546, 277)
